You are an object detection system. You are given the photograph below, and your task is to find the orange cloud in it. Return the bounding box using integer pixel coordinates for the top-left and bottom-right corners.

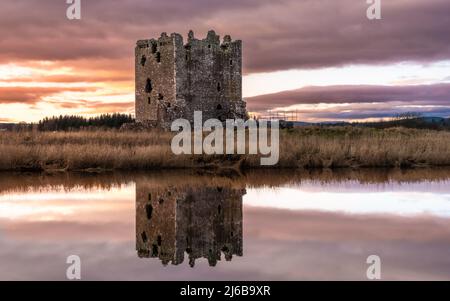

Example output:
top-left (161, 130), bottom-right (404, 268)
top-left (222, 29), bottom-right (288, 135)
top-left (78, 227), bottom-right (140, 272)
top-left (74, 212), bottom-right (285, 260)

top-left (47, 99), bottom-right (134, 114)
top-left (0, 86), bottom-right (98, 104)
top-left (1, 0), bottom-right (449, 122)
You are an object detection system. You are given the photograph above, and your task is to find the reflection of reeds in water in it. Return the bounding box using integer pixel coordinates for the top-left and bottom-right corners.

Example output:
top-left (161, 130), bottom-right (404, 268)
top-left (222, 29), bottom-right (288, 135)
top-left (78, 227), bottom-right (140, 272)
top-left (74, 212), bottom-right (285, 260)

top-left (1, 168), bottom-right (450, 194)
top-left (1, 127), bottom-right (450, 171)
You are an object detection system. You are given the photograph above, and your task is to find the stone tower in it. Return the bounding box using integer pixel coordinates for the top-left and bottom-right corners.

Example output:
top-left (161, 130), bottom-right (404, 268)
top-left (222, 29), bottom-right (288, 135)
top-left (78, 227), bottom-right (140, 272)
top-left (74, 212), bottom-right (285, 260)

top-left (135, 30), bottom-right (247, 129)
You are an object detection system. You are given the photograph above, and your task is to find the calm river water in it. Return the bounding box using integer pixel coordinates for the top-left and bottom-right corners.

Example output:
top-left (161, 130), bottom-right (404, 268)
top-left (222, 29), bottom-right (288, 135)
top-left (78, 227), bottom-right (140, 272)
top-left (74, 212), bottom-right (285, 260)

top-left (0, 169), bottom-right (449, 280)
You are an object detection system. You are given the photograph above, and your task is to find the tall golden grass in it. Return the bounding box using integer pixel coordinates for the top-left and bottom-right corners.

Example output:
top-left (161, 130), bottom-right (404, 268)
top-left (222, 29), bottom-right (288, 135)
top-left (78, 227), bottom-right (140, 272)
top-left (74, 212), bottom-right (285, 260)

top-left (0, 126), bottom-right (449, 171)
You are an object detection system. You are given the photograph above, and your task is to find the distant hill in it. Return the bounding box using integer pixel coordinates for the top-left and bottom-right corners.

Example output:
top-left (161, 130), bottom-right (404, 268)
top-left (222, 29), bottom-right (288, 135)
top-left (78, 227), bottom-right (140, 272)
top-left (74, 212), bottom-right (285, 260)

top-left (293, 121), bottom-right (352, 127)
top-left (355, 117), bottom-right (450, 130)
top-left (292, 121), bottom-right (314, 127)
top-left (0, 123), bottom-right (16, 131)
top-left (290, 117), bottom-right (450, 130)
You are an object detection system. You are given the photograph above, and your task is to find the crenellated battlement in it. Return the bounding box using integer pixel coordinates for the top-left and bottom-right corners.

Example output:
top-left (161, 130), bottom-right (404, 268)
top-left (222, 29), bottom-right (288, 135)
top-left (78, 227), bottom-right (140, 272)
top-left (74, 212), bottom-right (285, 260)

top-left (136, 30), bottom-right (241, 51)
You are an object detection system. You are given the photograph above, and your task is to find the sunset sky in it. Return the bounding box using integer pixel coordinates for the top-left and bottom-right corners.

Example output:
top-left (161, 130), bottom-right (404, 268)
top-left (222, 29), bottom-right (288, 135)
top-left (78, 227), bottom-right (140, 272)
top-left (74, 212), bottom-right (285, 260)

top-left (0, 0), bottom-right (449, 123)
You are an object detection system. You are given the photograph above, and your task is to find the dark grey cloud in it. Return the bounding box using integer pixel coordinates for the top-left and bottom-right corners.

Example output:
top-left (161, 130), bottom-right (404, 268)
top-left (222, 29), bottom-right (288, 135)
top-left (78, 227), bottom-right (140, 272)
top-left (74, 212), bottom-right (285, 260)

top-left (246, 83), bottom-right (450, 116)
top-left (0, 0), bottom-right (449, 73)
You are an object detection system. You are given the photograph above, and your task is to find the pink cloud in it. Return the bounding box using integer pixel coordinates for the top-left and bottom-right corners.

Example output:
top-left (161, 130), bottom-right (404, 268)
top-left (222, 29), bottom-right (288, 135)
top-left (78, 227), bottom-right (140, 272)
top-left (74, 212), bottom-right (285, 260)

top-left (0, 0), bottom-right (449, 72)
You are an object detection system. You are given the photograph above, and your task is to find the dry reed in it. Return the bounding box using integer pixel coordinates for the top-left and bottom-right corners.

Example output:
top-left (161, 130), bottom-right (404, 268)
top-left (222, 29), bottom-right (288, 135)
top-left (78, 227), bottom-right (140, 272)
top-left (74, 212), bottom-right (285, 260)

top-left (0, 127), bottom-right (449, 171)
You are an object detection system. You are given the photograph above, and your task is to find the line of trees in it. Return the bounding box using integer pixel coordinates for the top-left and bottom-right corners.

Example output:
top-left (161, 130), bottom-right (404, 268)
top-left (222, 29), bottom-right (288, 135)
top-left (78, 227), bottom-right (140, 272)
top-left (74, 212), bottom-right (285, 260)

top-left (37, 114), bottom-right (134, 131)
top-left (392, 112), bottom-right (423, 121)
top-left (354, 113), bottom-right (450, 130)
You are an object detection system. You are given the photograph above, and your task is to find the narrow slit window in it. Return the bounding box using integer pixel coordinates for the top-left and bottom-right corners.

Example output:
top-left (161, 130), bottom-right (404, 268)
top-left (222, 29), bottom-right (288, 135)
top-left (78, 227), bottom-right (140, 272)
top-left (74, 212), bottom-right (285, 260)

top-left (217, 82), bottom-right (221, 92)
top-left (141, 232), bottom-right (148, 243)
top-left (151, 43), bottom-right (157, 54)
top-left (140, 55), bottom-right (147, 66)
top-left (145, 79), bottom-right (153, 93)
top-left (145, 204), bottom-right (153, 220)
top-left (157, 235), bottom-right (162, 246)
top-left (151, 244), bottom-right (158, 256)
top-left (156, 52), bottom-right (161, 63)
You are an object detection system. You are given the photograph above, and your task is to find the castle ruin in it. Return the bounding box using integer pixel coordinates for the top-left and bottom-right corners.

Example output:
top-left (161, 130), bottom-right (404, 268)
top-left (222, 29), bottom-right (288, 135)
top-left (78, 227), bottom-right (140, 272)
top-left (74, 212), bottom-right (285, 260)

top-left (135, 30), bottom-right (247, 129)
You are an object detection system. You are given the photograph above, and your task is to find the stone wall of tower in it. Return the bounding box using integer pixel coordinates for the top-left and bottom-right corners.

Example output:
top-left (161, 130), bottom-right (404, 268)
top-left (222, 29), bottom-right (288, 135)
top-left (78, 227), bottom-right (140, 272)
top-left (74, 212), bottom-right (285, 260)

top-left (135, 30), bottom-right (246, 129)
top-left (176, 30), bottom-right (245, 122)
top-left (135, 33), bottom-right (182, 127)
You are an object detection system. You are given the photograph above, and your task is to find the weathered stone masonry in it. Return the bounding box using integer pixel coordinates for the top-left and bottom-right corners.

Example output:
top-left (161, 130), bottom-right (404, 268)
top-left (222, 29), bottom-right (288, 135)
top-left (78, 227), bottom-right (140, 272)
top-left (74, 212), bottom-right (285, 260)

top-left (135, 30), bottom-right (247, 129)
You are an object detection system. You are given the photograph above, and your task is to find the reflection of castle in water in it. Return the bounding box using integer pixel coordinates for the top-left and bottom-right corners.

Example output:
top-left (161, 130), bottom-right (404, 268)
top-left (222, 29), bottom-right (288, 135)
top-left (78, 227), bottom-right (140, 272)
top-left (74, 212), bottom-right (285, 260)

top-left (136, 180), bottom-right (245, 267)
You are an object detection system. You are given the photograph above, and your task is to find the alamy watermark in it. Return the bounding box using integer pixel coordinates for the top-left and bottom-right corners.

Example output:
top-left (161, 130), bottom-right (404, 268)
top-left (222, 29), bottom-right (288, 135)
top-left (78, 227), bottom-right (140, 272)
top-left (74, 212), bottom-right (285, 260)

top-left (366, 255), bottom-right (381, 280)
top-left (64, 0), bottom-right (381, 21)
top-left (366, 0), bottom-right (382, 20)
top-left (171, 111), bottom-right (279, 166)
top-left (66, 255), bottom-right (81, 280)
top-left (66, 0), bottom-right (81, 20)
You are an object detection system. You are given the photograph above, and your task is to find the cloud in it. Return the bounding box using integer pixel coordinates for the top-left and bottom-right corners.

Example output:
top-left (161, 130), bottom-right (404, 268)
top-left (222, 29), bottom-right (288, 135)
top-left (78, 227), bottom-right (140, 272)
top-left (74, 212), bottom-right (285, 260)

top-left (246, 83), bottom-right (450, 111)
top-left (0, 0), bottom-right (449, 73)
top-left (2, 74), bottom-right (132, 84)
top-left (61, 100), bottom-right (134, 114)
top-left (1, 0), bottom-right (449, 121)
top-left (0, 86), bottom-right (97, 104)
top-left (246, 83), bottom-right (450, 120)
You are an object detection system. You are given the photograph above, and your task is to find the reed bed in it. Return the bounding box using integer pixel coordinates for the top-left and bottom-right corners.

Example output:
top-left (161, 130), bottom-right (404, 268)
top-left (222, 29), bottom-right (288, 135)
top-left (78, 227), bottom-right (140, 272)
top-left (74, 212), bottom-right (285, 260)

top-left (0, 127), bottom-right (449, 171)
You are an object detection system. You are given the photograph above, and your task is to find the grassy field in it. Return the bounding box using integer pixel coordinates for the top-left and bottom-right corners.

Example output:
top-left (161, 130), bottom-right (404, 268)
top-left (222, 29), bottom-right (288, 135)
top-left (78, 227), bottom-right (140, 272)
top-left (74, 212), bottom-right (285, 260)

top-left (0, 126), bottom-right (449, 171)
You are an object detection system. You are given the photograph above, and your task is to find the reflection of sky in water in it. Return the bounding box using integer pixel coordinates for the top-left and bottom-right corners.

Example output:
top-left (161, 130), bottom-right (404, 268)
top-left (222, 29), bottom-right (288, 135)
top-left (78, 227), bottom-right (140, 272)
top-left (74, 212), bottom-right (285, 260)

top-left (0, 184), bottom-right (134, 221)
top-left (0, 176), bottom-right (449, 280)
top-left (2, 180), bottom-right (450, 221)
top-left (245, 181), bottom-right (450, 217)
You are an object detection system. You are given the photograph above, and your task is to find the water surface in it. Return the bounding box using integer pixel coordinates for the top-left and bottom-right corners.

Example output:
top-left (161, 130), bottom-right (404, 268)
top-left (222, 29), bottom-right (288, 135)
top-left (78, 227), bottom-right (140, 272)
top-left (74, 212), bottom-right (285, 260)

top-left (0, 169), bottom-right (449, 280)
